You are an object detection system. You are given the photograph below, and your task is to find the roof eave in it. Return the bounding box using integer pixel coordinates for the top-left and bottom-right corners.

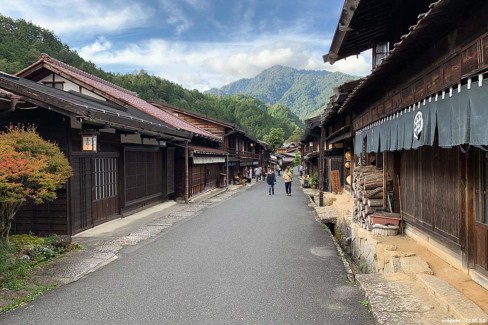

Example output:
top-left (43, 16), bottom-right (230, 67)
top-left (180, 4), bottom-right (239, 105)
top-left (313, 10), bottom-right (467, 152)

top-left (323, 0), bottom-right (361, 64)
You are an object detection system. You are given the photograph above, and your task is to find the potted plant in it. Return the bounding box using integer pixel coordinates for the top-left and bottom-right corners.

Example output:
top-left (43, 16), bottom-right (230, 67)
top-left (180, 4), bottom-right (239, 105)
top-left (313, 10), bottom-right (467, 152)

top-left (309, 172), bottom-right (318, 189)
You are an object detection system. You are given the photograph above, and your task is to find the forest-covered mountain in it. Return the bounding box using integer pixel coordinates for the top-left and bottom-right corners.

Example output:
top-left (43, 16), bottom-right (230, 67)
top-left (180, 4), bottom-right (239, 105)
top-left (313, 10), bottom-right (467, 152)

top-left (0, 15), bottom-right (303, 141)
top-left (206, 66), bottom-right (357, 119)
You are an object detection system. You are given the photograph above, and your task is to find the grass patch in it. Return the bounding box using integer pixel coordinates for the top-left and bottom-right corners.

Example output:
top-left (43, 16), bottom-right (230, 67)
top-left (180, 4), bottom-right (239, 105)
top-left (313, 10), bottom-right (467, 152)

top-left (360, 298), bottom-right (372, 314)
top-left (0, 234), bottom-right (79, 312)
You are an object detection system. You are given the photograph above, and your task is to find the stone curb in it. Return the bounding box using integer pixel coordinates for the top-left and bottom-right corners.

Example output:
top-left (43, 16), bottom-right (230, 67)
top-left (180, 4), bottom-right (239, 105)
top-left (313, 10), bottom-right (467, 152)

top-left (416, 274), bottom-right (488, 323)
top-left (328, 228), bottom-right (356, 283)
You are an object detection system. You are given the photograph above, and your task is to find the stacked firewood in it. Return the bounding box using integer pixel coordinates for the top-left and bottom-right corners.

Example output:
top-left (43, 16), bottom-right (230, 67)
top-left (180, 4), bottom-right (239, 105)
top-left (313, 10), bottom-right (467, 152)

top-left (352, 166), bottom-right (384, 228)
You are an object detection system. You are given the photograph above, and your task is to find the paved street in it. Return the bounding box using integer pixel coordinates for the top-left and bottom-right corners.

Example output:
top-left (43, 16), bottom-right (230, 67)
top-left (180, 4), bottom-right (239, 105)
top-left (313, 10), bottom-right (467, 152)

top-left (0, 177), bottom-right (374, 325)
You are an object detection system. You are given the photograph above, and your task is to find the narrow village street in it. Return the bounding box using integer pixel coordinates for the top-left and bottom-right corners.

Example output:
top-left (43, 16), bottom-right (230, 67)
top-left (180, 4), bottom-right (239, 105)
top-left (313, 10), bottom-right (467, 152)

top-left (3, 1), bottom-right (488, 324)
top-left (0, 177), bottom-right (375, 325)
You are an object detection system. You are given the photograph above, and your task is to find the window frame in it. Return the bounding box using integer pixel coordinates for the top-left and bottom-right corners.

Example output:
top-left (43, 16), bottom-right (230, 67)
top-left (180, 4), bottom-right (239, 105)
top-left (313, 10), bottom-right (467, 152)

top-left (42, 81), bottom-right (64, 90)
top-left (475, 151), bottom-right (488, 225)
top-left (93, 157), bottom-right (118, 201)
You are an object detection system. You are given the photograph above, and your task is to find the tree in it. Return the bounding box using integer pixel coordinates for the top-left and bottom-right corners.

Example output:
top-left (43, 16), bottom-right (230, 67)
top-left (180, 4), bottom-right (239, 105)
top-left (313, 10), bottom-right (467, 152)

top-left (0, 126), bottom-right (72, 241)
top-left (292, 151), bottom-right (302, 167)
top-left (286, 127), bottom-right (303, 144)
top-left (263, 128), bottom-right (285, 153)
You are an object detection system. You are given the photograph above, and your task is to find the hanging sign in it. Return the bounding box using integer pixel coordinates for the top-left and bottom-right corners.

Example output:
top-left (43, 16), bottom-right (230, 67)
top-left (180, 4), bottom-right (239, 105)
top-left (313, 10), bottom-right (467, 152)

top-left (413, 111), bottom-right (423, 140)
top-left (331, 170), bottom-right (341, 193)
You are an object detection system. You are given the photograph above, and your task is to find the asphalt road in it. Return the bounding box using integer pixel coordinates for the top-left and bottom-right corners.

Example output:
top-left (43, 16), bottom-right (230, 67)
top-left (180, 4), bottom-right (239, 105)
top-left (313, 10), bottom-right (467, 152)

top-left (1, 177), bottom-right (375, 325)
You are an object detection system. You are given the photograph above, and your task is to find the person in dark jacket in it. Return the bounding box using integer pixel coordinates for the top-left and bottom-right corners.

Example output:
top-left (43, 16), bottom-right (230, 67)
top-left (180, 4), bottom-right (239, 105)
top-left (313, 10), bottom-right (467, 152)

top-left (265, 168), bottom-right (276, 195)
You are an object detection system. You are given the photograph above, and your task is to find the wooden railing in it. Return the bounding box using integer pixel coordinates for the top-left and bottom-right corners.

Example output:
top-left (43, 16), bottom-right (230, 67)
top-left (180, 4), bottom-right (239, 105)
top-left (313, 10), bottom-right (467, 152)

top-left (225, 147), bottom-right (260, 159)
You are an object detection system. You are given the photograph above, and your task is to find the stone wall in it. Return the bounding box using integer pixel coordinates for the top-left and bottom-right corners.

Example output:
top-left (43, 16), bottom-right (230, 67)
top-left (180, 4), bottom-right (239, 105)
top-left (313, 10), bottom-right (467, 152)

top-left (334, 209), bottom-right (433, 275)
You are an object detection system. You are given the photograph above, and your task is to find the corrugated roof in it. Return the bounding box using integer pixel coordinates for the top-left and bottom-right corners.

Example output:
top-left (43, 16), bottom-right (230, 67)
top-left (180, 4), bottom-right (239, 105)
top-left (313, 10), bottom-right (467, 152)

top-left (16, 54), bottom-right (221, 142)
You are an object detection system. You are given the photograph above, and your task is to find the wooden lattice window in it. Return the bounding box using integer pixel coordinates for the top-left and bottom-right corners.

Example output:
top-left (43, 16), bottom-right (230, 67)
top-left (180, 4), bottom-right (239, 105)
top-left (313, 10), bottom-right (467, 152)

top-left (93, 158), bottom-right (117, 201)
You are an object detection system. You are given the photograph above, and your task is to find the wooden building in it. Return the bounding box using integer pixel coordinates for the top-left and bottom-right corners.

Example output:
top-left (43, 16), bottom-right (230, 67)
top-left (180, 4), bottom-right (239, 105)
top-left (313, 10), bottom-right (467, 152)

top-left (300, 116), bottom-right (321, 183)
top-left (276, 143), bottom-right (298, 170)
top-left (151, 102), bottom-right (268, 192)
top-left (17, 53), bottom-right (223, 202)
top-left (151, 102), bottom-right (228, 197)
top-left (325, 0), bottom-right (488, 288)
top-left (0, 72), bottom-right (190, 235)
top-left (2, 53), bottom-right (268, 235)
top-left (301, 82), bottom-right (357, 202)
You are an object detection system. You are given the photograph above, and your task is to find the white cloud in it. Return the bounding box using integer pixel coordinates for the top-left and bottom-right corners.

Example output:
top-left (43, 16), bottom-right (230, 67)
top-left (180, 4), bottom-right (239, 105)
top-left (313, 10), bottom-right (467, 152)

top-left (182, 0), bottom-right (210, 11)
top-left (324, 50), bottom-right (372, 77)
top-left (1, 0), bottom-right (152, 37)
top-left (158, 1), bottom-right (193, 35)
top-left (79, 37), bottom-right (112, 57)
top-left (3, 0), bottom-right (369, 91)
top-left (77, 35), bottom-right (371, 92)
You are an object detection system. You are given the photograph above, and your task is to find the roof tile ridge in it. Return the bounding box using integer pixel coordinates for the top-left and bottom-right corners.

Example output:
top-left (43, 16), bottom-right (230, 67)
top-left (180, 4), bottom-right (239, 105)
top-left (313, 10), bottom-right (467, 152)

top-left (150, 101), bottom-right (234, 128)
top-left (38, 55), bottom-right (220, 142)
top-left (40, 53), bottom-right (138, 97)
top-left (147, 102), bottom-right (221, 140)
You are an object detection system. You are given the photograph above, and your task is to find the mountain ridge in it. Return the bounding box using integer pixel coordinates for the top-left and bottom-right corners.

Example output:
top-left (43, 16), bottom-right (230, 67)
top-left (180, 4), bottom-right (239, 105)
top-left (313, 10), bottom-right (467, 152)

top-left (0, 14), bottom-right (304, 141)
top-left (206, 65), bottom-right (358, 119)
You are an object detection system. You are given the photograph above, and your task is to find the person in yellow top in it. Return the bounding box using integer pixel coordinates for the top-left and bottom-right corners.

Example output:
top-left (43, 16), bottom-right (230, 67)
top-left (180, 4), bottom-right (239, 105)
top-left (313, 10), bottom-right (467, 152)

top-left (283, 167), bottom-right (293, 196)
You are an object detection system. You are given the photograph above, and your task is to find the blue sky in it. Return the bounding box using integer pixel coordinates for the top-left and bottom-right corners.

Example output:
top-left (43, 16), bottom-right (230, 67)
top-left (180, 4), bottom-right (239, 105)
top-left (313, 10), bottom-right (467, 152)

top-left (2, 0), bottom-right (370, 91)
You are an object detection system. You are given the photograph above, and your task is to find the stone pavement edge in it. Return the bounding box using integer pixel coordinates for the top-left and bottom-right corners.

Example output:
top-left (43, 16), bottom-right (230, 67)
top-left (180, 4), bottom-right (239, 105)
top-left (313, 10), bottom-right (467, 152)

top-left (305, 186), bottom-right (488, 325)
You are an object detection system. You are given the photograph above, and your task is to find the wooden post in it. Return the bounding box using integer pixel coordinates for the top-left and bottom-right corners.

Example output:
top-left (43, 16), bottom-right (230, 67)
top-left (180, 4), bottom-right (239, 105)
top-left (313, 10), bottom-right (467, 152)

top-left (226, 153), bottom-right (229, 189)
top-left (319, 124), bottom-right (325, 206)
top-left (185, 141), bottom-right (189, 203)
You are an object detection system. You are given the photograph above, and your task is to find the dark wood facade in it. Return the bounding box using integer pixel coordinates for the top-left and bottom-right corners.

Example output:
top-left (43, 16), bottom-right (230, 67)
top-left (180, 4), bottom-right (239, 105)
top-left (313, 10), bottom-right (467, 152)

top-left (0, 71), bottom-right (190, 236)
top-left (3, 107), bottom-right (71, 235)
top-left (302, 82), bottom-right (358, 198)
top-left (300, 116), bottom-right (321, 179)
top-left (152, 102), bottom-right (268, 196)
top-left (324, 0), bottom-right (488, 286)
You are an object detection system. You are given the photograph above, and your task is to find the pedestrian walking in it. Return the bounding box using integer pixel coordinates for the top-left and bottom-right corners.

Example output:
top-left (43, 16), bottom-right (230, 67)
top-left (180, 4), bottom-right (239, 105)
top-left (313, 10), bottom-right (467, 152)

top-left (245, 167), bottom-right (252, 183)
top-left (254, 166), bottom-right (261, 182)
top-left (283, 167), bottom-right (293, 196)
top-left (265, 168), bottom-right (276, 195)
top-left (299, 164), bottom-right (304, 178)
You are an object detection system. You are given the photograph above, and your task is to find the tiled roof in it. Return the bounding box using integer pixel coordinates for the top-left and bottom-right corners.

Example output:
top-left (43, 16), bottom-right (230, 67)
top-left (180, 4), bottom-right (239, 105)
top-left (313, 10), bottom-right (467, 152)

top-left (0, 72), bottom-right (190, 140)
top-left (151, 101), bottom-right (235, 129)
top-left (17, 54), bottom-right (221, 142)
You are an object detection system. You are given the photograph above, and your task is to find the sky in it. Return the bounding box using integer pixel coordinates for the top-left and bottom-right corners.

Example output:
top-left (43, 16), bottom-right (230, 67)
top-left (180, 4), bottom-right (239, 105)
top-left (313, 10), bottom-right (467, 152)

top-left (1, 0), bottom-right (371, 91)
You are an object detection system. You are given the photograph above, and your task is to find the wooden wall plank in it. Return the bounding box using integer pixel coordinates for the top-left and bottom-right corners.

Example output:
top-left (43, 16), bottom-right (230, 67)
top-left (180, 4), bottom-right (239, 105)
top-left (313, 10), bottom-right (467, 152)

top-left (461, 43), bottom-right (480, 76)
top-left (400, 145), bottom-right (461, 245)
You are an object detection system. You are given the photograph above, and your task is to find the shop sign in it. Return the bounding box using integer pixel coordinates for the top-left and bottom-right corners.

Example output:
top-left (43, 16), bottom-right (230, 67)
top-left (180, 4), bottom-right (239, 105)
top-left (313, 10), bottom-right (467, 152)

top-left (413, 111), bottom-right (423, 140)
